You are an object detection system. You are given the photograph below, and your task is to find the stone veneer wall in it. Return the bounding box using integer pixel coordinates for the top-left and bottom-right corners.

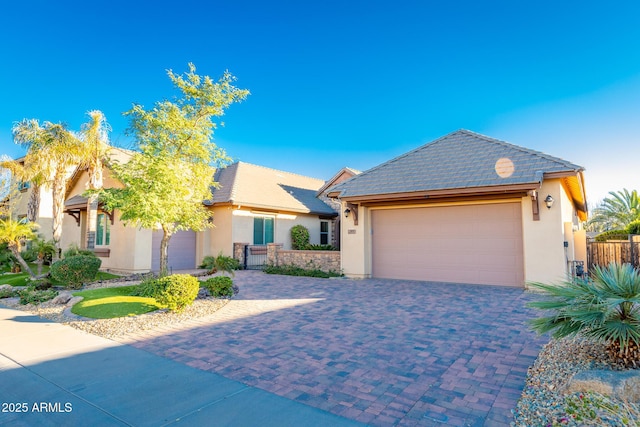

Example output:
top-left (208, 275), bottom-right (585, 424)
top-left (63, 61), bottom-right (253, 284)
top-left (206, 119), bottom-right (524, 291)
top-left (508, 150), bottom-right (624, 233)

top-left (234, 242), bottom-right (341, 273)
top-left (267, 243), bottom-right (341, 273)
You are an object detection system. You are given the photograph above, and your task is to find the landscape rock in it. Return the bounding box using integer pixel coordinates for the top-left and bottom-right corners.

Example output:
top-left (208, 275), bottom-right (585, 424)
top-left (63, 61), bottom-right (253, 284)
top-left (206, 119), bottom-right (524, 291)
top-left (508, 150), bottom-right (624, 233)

top-left (0, 284), bottom-right (13, 292)
top-left (565, 369), bottom-right (640, 403)
top-left (197, 288), bottom-right (211, 299)
top-left (66, 296), bottom-right (84, 307)
top-left (51, 292), bottom-right (72, 305)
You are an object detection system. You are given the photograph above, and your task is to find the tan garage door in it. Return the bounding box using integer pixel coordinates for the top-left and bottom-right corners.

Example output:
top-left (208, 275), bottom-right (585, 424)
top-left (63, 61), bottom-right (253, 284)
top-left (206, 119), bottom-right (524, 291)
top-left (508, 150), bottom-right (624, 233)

top-left (371, 202), bottom-right (524, 286)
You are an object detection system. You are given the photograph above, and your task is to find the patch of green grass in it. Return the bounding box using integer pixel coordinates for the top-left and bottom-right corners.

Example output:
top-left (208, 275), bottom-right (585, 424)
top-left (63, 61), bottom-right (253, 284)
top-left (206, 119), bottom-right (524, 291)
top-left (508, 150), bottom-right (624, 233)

top-left (0, 272), bottom-right (32, 287)
top-left (71, 285), bottom-right (163, 319)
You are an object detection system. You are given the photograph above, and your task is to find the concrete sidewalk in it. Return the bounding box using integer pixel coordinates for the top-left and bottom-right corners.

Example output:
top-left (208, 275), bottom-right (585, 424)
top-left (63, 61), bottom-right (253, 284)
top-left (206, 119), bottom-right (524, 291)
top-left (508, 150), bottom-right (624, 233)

top-left (0, 306), bottom-right (366, 427)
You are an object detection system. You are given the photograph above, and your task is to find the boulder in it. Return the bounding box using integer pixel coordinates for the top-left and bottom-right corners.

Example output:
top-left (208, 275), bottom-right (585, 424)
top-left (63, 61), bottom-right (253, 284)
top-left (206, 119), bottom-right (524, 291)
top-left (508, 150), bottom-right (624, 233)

top-left (566, 369), bottom-right (640, 403)
top-left (51, 292), bottom-right (72, 305)
top-left (197, 288), bottom-right (211, 299)
top-left (66, 296), bottom-right (83, 307)
top-left (0, 284), bottom-right (12, 292)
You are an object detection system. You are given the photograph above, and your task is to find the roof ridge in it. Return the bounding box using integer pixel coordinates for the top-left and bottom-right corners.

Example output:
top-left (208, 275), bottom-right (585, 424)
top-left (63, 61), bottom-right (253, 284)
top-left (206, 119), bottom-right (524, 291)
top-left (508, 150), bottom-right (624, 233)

top-left (457, 129), bottom-right (583, 171)
top-left (233, 160), bottom-right (325, 183)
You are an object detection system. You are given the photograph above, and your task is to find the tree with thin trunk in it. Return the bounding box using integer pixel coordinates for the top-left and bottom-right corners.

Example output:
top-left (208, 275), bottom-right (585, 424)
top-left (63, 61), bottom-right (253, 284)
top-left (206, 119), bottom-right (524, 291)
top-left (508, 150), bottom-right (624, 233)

top-left (12, 120), bottom-right (84, 256)
top-left (78, 110), bottom-right (111, 250)
top-left (98, 63), bottom-right (249, 276)
top-left (0, 218), bottom-right (37, 277)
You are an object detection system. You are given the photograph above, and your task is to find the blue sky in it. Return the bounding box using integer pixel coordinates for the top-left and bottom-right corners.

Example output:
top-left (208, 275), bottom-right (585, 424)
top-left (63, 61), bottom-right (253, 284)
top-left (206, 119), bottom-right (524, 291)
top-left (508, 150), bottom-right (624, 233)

top-left (1, 1), bottom-right (639, 205)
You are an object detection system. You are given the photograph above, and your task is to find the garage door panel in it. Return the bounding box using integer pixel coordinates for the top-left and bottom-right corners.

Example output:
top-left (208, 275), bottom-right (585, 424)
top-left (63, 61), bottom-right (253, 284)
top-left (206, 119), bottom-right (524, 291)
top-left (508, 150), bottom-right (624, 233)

top-left (372, 203), bottom-right (524, 286)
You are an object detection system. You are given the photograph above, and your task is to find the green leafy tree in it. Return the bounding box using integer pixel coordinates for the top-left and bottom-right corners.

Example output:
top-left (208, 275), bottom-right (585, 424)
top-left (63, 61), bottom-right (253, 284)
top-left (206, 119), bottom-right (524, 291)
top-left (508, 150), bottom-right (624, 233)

top-left (588, 189), bottom-right (640, 232)
top-left (12, 120), bottom-right (84, 252)
top-left (100, 64), bottom-right (249, 276)
top-left (528, 262), bottom-right (640, 368)
top-left (0, 218), bottom-right (37, 277)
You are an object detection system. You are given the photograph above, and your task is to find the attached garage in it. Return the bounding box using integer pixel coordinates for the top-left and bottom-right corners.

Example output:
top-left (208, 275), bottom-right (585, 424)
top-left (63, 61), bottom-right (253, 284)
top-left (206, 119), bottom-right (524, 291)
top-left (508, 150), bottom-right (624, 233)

top-left (151, 230), bottom-right (197, 272)
top-left (372, 202), bottom-right (524, 286)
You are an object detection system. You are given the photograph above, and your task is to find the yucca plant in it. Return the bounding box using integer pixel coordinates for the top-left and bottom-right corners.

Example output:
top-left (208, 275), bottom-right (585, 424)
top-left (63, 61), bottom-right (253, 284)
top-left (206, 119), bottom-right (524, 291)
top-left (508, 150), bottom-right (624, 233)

top-left (528, 262), bottom-right (640, 369)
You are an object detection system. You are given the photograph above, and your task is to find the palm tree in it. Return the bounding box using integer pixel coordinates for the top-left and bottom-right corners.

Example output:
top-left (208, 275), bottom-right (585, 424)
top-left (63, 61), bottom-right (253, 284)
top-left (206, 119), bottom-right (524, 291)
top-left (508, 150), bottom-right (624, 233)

top-left (27, 238), bottom-right (56, 276)
top-left (12, 119), bottom-right (84, 255)
top-left (78, 110), bottom-right (111, 250)
top-left (528, 262), bottom-right (640, 368)
top-left (588, 189), bottom-right (640, 232)
top-left (0, 218), bottom-right (37, 277)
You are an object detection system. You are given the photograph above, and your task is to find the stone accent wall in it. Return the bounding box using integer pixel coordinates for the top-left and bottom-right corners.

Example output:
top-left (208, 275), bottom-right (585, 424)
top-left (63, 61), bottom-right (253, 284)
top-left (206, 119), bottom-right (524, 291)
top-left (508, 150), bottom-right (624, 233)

top-left (234, 242), bottom-right (248, 267)
top-left (234, 242), bottom-right (341, 273)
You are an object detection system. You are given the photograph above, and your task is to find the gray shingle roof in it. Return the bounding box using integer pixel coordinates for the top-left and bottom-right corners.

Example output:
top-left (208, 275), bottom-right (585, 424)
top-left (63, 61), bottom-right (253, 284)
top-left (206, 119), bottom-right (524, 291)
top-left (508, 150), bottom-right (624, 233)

top-left (330, 129), bottom-right (584, 198)
top-left (208, 162), bottom-right (337, 216)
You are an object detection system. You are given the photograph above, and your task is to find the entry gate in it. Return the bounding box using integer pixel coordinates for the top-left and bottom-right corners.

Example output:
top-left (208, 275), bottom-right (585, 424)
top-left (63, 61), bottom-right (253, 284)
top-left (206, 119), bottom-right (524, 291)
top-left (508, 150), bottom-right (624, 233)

top-left (244, 245), bottom-right (268, 270)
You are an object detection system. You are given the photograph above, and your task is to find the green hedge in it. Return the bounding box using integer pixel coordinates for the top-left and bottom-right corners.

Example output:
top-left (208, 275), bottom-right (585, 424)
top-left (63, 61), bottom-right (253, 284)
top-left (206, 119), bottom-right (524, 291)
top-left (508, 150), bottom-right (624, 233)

top-left (50, 255), bottom-right (102, 289)
top-left (202, 276), bottom-right (234, 297)
top-left (264, 264), bottom-right (342, 278)
top-left (133, 274), bottom-right (199, 312)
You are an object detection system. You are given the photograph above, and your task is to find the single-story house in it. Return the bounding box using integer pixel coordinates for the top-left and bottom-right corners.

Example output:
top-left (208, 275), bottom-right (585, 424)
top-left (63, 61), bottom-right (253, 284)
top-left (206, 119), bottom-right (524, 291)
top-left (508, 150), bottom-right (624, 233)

top-left (201, 161), bottom-right (338, 261)
top-left (327, 129), bottom-right (588, 287)
top-left (61, 157), bottom-right (338, 273)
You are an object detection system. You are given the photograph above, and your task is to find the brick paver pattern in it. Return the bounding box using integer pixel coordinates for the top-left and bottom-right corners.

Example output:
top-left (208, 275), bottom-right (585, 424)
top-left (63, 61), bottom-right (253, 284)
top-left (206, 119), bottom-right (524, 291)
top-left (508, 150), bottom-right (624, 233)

top-left (120, 271), bottom-right (547, 427)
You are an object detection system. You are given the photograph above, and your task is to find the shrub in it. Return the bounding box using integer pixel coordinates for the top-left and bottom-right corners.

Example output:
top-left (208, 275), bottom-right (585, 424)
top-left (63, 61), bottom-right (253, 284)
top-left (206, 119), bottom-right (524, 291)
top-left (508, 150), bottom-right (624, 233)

top-left (528, 262), bottom-right (640, 369)
top-left (134, 274), bottom-right (199, 312)
top-left (264, 264), bottom-right (342, 278)
top-left (18, 285), bottom-right (58, 305)
top-left (304, 244), bottom-right (338, 251)
top-left (50, 255), bottom-right (102, 289)
top-left (202, 276), bottom-right (234, 297)
top-left (199, 252), bottom-right (239, 276)
top-left (0, 287), bottom-right (16, 298)
top-left (63, 243), bottom-right (97, 258)
top-left (291, 225), bottom-right (310, 250)
top-left (627, 220), bottom-right (640, 235)
top-left (594, 230), bottom-right (628, 241)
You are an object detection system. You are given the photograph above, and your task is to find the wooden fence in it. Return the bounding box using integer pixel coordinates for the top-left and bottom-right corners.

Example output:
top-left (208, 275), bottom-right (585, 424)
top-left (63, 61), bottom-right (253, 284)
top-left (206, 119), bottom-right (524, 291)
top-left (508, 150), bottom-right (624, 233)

top-left (586, 235), bottom-right (640, 271)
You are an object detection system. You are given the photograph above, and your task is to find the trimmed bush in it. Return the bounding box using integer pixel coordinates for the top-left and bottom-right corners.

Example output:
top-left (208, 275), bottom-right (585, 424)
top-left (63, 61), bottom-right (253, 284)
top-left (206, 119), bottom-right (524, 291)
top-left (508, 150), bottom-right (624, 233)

top-left (304, 244), bottom-right (338, 251)
top-left (50, 255), bottom-right (102, 289)
top-left (0, 287), bottom-right (16, 298)
top-left (291, 225), bottom-right (310, 250)
top-left (134, 274), bottom-right (199, 312)
top-left (202, 276), bottom-right (234, 297)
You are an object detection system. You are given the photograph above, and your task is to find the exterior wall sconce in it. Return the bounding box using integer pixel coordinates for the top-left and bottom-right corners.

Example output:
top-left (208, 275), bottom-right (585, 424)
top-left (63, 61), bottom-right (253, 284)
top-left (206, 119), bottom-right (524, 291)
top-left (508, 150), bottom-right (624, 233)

top-left (544, 195), bottom-right (554, 209)
top-left (344, 203), bottom-right (359, 225)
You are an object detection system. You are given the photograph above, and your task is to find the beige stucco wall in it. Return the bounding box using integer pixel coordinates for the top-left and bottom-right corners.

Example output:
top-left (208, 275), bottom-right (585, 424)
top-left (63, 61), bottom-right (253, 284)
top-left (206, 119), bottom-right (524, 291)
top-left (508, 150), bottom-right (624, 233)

top-left (339, 204), bottom-right (371, 279)
top-left (12, 186), bottom-right (54, 241)
top-left (199, 206), bottom-right (335, 261)
top-left (61, 167), bottom-right (152, 273)
top-left (340, 177), bottom-right (586, 286)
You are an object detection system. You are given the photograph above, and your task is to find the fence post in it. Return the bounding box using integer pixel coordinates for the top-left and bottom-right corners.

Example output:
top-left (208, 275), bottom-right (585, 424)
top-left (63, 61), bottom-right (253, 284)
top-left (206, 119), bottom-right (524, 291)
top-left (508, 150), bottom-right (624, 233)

top-left (631, 234), bottom-right (638, 269)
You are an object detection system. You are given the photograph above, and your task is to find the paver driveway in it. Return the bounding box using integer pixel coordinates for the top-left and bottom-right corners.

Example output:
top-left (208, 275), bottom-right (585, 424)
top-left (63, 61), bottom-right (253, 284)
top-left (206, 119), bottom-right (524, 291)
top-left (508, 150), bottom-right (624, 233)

top-left (122, 271), bottom-right (548, 427)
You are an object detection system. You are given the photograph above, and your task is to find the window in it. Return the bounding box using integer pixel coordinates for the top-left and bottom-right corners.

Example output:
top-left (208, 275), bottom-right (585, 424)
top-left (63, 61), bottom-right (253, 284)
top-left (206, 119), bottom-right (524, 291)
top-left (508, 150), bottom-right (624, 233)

top-left (96, 213), bottom-right (110, 246)
top-left (253, 216), bottom-right (274, 245)
top-left (320, 221), bottom-right (329, 245)
top-left (18, 181), bottom-right (30, 192)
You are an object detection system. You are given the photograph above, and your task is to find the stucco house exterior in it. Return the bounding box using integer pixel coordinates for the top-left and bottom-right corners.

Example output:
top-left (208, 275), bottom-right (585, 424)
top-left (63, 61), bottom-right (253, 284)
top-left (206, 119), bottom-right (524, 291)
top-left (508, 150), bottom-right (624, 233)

top-left (201, 161), bottom-right (338, 261)
top-left (327, 130), bottom-right (588, 287)
top-left (60, 157), bottom-right (337, 273)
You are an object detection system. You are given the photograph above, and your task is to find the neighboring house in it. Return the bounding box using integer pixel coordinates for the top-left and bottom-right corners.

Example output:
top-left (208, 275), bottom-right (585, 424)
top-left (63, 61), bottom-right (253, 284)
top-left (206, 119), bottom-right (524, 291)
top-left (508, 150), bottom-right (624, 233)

top-left (60, 148), bottom-right (160, 273)
top-left (61, 157), bottom-right (337, 273)
top-left (6, 157), bottom-right (66, 242)
top-left (200, 161), bottom-right (338, 261)
top-left (327, 129), bottom-right (588, 287)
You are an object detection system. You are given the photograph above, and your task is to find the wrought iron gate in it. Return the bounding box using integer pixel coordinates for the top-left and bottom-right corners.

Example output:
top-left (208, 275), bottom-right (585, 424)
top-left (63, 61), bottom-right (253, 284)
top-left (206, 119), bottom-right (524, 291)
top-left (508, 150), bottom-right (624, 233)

top-left (244, 245), bottom-right (268, 270)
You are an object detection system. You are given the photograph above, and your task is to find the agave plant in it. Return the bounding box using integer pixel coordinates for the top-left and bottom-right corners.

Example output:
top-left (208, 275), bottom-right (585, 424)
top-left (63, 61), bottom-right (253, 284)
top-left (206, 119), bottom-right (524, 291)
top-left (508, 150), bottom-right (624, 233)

top-left (528, 262), bottom-right (640, 369)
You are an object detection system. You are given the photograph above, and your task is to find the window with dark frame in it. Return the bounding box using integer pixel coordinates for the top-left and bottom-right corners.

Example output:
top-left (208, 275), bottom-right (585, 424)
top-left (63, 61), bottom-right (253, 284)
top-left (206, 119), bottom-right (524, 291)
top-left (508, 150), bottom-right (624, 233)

top-left (320, 221), bottom-right (329, 245)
